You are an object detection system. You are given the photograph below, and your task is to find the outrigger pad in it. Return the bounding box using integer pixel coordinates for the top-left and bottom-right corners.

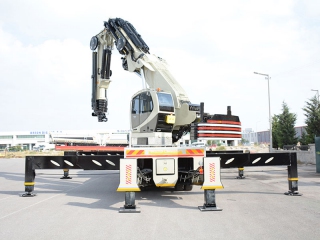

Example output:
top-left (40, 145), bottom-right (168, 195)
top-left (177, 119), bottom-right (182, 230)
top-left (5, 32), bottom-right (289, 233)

top-left (20, 192), bottom-right (37, 197)
top-left (236, 176), bottom-right (246, 179)
top-left (198, 206), bottom-right (222, 211)
top-left (119, 207), bottom-right (141, 213)
top-left (284, 191), bottom-right (302, 196)
top-left (60, 176), bottom-right (72, 179)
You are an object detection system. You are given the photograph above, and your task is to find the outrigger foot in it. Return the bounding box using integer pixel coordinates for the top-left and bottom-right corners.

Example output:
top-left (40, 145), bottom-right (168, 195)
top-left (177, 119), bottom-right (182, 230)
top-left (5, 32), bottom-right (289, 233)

top-left (61, 169), bottom-right (72, 179)
top-left (236, 176), bottom-right (245, 179)
top-left (60, 176), bottom-right (72, 179)
top-left (199, 190), bottom-right (223, 212)
top-left (119, 192), bottom-right (140, 213)
top-left (119, 206), bottom-right (141, 213)
top-left (20, 192), bottom-right (36, 197)
top-left (284, 191), bottom-right (302, 196)
top-left (198, 205), bottom-right (222, 211)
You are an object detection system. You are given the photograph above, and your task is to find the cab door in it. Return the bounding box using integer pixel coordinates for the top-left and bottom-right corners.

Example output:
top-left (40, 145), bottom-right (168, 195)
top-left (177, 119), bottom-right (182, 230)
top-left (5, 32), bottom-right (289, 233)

top-left (131, 94), bottom-right (140, 129)
top-left (131, 91), bottom-right (154, 131)
top-left (139, 92), bottom-right (153, 127)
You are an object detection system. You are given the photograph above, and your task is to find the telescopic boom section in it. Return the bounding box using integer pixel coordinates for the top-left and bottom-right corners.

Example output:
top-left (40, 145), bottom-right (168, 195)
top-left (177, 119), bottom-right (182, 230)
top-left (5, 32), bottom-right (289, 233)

top-left (90, 18), bottom-right (199, 140)
top-left (90, 27), bottom-right (113, 122)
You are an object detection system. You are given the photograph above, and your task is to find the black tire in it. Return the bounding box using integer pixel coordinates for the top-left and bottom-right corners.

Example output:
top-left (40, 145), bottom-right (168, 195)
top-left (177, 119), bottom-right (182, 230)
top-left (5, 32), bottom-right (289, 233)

top-left (184, 185), bottom-right (193, 191)
top-left (175, 183), bottom-right (184, 191)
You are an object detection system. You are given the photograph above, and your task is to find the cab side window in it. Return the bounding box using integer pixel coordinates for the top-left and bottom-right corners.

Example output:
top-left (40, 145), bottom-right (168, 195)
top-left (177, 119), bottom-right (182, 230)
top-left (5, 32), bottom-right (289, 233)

top-left (132, 95), bottom-right (140, 114)
top-left (140, 92), bottom-right (153, 113)
top-left (132, 92), bottom-right (153, 114)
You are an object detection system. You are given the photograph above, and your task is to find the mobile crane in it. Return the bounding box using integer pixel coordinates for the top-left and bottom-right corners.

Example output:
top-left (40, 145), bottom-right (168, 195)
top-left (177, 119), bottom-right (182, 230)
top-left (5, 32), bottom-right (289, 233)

top-left (21, 18), bottom-right (300, 213)
top-left (88, 18), bottom-right (225, 212)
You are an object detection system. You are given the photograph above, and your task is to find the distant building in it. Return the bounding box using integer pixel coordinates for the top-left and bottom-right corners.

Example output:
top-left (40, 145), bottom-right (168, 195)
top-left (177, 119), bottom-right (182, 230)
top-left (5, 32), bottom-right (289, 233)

top-left (0, 129), bottom-right (130, 150)
top-left (242, 126), bottom-right (307, 144)
top-left (0, 131), bottom-right (50, 150)
top-left (241, 128), bottom-right (257, 144)
top-left (257, 131), bottom-right (270, 143)
top-left (295, 126), bottom-right (307, 139)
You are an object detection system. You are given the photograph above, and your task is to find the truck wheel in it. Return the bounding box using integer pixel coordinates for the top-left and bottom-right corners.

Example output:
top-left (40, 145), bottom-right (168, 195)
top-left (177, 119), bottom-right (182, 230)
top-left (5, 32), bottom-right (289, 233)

top-left (175, 183), bottom-right (184, 191)
top-left (184, 185), bottom-right (193, 191)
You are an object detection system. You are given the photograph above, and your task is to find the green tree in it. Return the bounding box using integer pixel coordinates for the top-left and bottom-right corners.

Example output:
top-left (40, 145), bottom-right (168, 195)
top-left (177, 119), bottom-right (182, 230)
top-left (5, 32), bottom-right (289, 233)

top-left (272, 115), bottom-right (280, 149)
top-left (299, 131), bottom-right (309, 145)
top-left (277, 102), bottom-right (297, 148)
top-left (206, 140), bottom-right (218, 146)
top-left (302, 96), bottom-right (320, 143)
top-left (241, 138), bottom-right (249, 145)
top-left (8, 146), bottom-right (23, 151)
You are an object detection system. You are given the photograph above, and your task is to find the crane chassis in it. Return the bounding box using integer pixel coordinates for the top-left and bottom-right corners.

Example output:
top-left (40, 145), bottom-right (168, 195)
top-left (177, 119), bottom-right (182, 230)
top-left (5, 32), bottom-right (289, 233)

top-left (22, 149), bottom-right (300, 212)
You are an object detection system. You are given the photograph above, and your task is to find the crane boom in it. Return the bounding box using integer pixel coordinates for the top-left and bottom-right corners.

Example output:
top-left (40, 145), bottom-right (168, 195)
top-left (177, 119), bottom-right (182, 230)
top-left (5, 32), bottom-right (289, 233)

top-left (91, 18), bottom-right (199, 143)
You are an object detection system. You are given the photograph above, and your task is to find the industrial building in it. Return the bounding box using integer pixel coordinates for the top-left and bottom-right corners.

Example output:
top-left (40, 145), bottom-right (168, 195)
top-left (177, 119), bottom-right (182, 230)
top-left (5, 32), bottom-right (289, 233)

top-left (242, 126), bottom-right (307, 145)
top-left (0, 130), bottom-right (50, 150)
top-left (0, 129), bottom-right (129, 150)
top-left (2, 126), bottom-right (305, 150)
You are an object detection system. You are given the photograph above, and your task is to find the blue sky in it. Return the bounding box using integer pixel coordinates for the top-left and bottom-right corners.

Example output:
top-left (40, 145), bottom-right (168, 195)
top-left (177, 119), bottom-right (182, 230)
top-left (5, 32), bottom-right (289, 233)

top-left (1, 0), bottom-right (320, 133)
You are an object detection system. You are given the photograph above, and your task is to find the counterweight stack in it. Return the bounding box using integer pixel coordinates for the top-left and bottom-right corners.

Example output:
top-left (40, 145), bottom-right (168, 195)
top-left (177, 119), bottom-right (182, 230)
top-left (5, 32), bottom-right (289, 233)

top-left (191, 106), bottom-right (242, 143)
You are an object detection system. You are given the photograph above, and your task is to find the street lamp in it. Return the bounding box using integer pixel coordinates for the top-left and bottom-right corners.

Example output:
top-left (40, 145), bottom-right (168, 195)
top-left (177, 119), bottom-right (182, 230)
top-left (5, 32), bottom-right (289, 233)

top-left (254, 72), bottom-right (273, 152)
top-left (311, 89), bottom-right (319, 102)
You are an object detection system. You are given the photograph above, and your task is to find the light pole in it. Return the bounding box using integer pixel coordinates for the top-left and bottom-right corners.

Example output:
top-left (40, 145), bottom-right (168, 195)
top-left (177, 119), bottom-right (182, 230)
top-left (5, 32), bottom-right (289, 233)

top-left (311, 89), bottom-right (319, 102)
top-left (254, 72), bottom-right (273, 152)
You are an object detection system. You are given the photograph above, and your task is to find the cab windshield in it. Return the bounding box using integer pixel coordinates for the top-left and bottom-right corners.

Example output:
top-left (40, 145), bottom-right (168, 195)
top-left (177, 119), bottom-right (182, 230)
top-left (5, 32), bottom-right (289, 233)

top-left (157, 92), bottom-right (174, 112)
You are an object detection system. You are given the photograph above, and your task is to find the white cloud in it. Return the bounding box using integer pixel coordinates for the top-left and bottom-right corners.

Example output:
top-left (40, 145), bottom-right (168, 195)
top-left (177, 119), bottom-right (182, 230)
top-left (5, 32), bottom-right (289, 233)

top-left (1, 0), bottom-right (320, 133)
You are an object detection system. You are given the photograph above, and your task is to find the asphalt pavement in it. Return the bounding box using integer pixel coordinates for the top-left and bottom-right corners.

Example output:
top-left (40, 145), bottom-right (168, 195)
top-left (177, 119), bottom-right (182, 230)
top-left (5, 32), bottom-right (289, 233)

top-left (0, 158), bottom-right (320, 240)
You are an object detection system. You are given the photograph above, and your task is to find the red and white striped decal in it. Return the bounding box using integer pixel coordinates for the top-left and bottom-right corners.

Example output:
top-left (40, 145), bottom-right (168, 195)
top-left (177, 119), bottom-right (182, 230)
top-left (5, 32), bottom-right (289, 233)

top-left (209, 163), bottom-right (216, 182)
top-left (186, 149), bottom-right (205, 155)
top-left (125, 164), bottom-right (132, 184)
top-left (198, 126), bottom-right (241, 131)
top-left (207, 120), bottom-right (241, 125)
top-left (198, 133), bottom-right (242, 138)
top-left (126, 149), bottom-right (145, 157)
top-left (196, 121), bottom-right (242, 140)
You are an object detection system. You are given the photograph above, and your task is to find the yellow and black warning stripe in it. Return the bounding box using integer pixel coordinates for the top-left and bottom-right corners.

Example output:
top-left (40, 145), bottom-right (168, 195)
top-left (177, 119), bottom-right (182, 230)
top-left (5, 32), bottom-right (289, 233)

top-left (288, 178), bottom-right (298, 181)
top-left (24, 182), bottom-right (35, 186)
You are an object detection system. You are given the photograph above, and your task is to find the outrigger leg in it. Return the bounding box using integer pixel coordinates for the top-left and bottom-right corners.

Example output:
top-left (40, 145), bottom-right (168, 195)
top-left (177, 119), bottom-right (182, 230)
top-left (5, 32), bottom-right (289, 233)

top-left (20, 156), bottom-right (36, 197)
top-left (61, 169), bottom-right (72, 179)
top-left (198, 157), bottom-right (223, 211)
top-left (117, 158), bottom-right (141, 213)
top-left (198, 190), bottom-right (222, 211)
top-left (284, 155), bottom-right (302, 196)
top-left (236, 167), bottom-right (245, 179)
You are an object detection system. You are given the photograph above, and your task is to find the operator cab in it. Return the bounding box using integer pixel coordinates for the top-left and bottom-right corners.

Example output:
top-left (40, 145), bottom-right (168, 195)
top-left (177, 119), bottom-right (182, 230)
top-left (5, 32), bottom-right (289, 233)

top-left (131, 89), bottom-right (175, 133)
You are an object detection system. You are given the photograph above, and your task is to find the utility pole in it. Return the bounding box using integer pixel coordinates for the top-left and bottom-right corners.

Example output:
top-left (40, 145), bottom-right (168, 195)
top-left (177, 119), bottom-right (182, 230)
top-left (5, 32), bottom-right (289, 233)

top-left (254, 72), bottom-right (273, 152)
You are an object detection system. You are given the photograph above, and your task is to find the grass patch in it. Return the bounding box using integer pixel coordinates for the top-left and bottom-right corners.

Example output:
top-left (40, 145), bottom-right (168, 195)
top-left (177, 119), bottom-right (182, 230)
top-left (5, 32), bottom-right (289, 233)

top-left (0, 150), bottom-right (64, 158)
top-left (216, 146), bottom-right (226, 151)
